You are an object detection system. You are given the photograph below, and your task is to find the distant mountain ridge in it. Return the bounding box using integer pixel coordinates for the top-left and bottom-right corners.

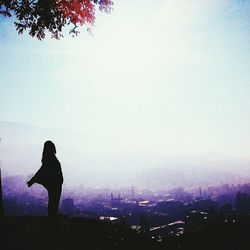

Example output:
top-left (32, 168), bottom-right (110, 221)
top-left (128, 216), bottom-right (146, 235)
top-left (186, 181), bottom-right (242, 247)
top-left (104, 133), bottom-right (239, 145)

top-left (1, 121), bottom-right (250, 190)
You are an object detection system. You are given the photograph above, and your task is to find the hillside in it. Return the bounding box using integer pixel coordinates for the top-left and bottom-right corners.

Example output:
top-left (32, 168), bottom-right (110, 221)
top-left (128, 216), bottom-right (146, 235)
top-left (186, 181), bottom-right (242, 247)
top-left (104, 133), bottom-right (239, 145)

top-left (1, 216), bottom-right (154, 250)
top-left (1, 216), bottom-right (250, 250)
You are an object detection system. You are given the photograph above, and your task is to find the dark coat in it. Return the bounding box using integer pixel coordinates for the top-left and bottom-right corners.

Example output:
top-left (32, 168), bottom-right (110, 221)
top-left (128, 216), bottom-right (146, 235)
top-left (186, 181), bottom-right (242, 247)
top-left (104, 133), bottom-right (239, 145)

top-left (30, 155), bottom-right (63, 189)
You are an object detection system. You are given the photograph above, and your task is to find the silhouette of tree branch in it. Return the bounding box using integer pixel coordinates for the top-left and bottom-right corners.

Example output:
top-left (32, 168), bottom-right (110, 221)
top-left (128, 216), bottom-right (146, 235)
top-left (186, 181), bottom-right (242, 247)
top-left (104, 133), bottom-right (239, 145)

top-left (0, 0), bottom-right (113, 40)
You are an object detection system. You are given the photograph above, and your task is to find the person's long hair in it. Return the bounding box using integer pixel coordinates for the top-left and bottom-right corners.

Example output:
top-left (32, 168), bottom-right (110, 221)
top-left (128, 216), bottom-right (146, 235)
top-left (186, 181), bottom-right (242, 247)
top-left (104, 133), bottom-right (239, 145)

top-left (42, 140), bottom-right (56, 164)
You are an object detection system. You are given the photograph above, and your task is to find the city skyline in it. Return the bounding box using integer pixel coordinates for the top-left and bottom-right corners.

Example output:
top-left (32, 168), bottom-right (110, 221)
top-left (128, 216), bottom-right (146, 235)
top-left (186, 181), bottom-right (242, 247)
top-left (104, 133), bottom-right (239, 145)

top-left (1, 0), bottom-right (250, 186)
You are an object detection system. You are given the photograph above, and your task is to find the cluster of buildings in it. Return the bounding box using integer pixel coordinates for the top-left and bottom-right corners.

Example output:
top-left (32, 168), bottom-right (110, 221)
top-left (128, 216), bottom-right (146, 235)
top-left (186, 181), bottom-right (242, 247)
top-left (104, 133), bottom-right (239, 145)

top-left (2, 174), bottom-right (250, 241)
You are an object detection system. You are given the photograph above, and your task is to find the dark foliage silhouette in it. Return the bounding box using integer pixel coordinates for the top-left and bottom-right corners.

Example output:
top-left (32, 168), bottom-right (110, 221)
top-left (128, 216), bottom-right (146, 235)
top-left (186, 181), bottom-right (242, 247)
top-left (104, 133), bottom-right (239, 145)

top-left (0, 0), bottom-right (113, 39)
top-left (27, 140), bottom-right (63, 217)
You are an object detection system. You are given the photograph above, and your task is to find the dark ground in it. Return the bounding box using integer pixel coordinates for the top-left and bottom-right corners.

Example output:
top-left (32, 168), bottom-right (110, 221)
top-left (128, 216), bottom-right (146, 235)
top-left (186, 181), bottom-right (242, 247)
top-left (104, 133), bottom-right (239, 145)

top-left (1, 217), bottom-right (250, 250)
top-left (1, 216), bottom-right (154, 250)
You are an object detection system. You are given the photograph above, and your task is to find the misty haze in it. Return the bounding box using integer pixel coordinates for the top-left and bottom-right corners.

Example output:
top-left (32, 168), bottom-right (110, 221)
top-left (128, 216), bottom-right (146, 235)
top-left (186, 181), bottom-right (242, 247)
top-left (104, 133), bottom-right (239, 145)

top-left (1, 1), bottom-right (250, 250)
top-left (1, 121), bottom-right (250, 190)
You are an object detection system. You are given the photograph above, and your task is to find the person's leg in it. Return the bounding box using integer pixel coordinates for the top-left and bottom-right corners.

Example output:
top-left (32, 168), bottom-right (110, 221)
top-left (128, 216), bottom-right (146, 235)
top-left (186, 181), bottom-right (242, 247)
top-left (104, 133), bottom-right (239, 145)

top-left (47, 188), bottom-right (54, 217)
top-left (47, 185), bottom-right (62, 217)
top-left (48, 185), bottom-right (62, 217)
top-left (54, 185), bottom-right (62, 216)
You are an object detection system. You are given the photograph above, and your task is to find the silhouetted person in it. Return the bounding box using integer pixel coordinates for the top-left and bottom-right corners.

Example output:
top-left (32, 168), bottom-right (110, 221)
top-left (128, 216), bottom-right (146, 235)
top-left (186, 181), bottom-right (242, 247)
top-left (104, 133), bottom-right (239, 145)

top-left (27, 140), bottom-right (63, 218)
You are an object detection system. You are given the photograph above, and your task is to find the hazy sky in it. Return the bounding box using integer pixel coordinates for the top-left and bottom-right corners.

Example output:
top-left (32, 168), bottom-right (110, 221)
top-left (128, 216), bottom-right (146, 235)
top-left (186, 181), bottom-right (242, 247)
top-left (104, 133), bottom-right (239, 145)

top-left (1, 0), bottom-right (250, 162)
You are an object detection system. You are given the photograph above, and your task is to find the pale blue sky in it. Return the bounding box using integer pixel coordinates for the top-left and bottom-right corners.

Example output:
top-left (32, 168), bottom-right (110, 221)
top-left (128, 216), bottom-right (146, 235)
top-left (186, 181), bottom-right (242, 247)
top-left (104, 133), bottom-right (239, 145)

top-left (1, 0), bottom-right (250, 161)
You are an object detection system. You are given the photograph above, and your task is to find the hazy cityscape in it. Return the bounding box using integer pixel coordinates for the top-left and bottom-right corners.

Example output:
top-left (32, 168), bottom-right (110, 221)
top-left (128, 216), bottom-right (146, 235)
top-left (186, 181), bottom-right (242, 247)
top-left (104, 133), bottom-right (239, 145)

top-left (3, 174), bottom-right (250, 238)
top-left (1, 0), bottom-right (250, 249)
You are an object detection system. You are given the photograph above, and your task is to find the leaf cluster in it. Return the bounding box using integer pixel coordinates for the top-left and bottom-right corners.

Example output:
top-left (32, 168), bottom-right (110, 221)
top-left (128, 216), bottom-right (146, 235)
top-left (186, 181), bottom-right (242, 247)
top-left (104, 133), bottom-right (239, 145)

top-left (0, 0), bottom-right (113, 40)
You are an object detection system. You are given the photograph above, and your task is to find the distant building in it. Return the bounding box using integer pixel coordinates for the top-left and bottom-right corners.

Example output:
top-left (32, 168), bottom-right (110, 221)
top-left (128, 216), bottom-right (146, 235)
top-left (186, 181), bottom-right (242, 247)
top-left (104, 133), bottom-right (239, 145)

top-left (99, 216), bottom-right (119, 224)
top-left (110, 193), bottom-right (122, 207)
top-left (0, 168), bottom-right (4, 217)
top-left (131, 186), bottom-right (135, 199)
top-left (150, 220), bottom-right (185, 238)
top-left (185, 210), bottom-right (208, 233)
top-left (62, 198), bottom-right (74, 216)
top-left (139, 214), bottom-right (150, 234)
top-left (199, 187), bottom-right (202, 198)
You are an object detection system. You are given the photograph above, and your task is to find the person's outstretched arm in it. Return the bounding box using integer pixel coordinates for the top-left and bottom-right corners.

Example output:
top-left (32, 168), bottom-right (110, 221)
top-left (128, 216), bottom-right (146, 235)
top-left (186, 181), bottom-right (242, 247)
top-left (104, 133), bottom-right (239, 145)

top-left (27, 165), bottom-right (45, 187)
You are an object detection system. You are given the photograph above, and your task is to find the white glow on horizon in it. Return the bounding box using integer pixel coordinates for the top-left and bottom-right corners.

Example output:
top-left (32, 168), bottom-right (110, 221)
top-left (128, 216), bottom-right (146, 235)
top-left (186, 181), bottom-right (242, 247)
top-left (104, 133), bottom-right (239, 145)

top-left (1, 0), bottom-right (250, 187)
